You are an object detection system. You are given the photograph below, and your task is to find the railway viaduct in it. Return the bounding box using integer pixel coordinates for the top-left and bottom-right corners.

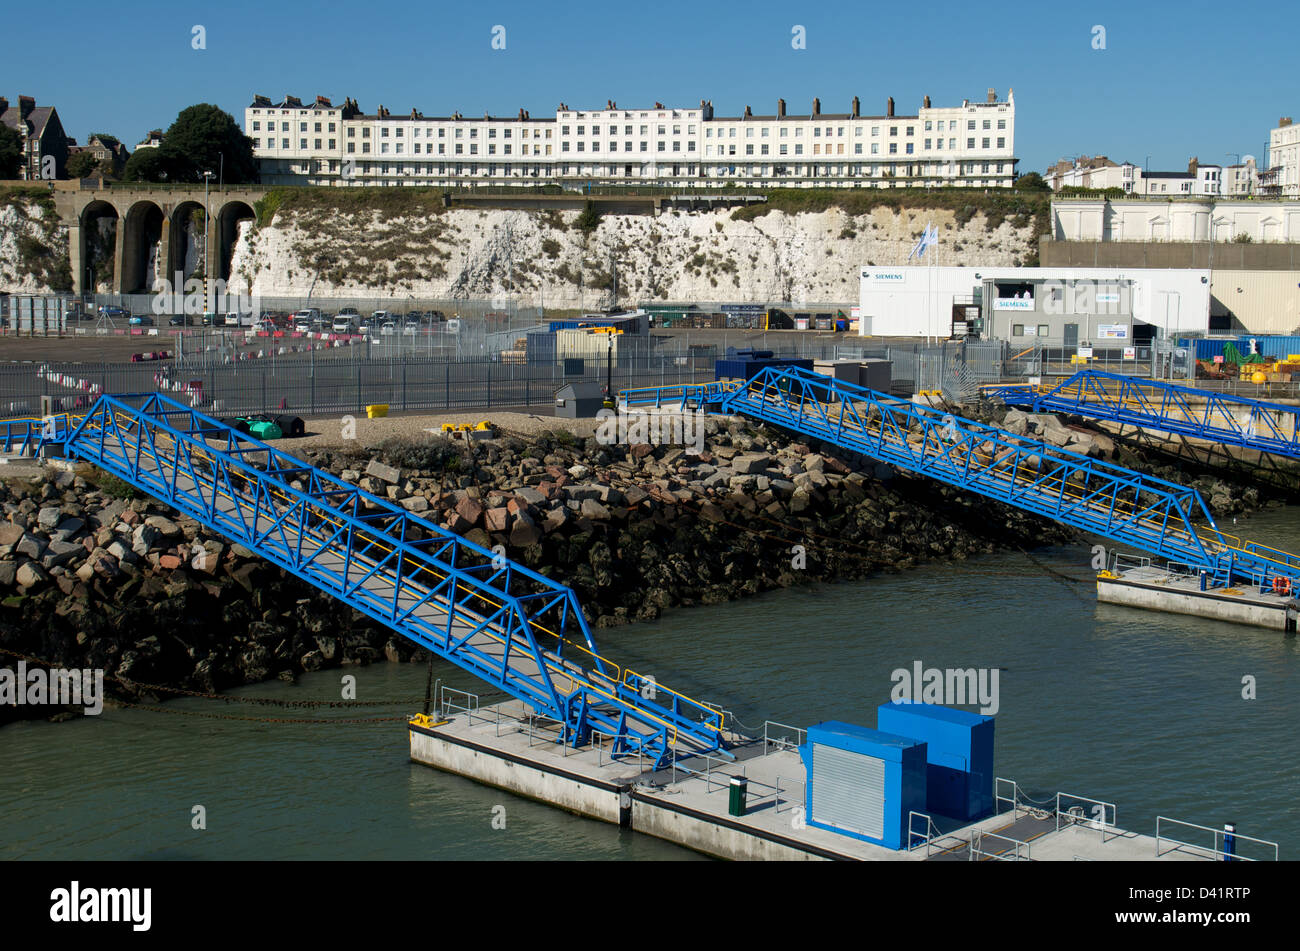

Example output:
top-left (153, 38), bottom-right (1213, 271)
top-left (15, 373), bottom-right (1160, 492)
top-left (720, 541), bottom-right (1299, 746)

top-left (52, 183), bottom-right (265, 296)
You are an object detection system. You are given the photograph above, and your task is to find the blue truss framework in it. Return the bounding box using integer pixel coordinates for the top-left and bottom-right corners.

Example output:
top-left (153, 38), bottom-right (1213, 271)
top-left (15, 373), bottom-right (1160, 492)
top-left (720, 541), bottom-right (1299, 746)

top-left (994, 370), bottom-right (1300, 459)
top-left (29, 393), bottom-right (725, 767)
top-left (619, 380), bottom-right (741, 411)
top-left (1, 414), bottom-right (74, 454)
top-left (713, 366), bottom-right (1300, 589)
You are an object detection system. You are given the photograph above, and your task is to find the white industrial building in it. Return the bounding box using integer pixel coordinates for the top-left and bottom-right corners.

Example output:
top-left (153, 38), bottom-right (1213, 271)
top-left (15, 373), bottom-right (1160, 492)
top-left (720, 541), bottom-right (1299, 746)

top-left (859, 266), bottom-right (1210, 344)
top-left (246, 89), bottom-right (1018, 189)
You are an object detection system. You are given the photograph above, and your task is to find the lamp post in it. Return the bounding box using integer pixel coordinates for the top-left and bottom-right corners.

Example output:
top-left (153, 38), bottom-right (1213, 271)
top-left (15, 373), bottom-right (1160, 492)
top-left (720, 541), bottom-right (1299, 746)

top-left (202, 170), bottom-right (214, 314)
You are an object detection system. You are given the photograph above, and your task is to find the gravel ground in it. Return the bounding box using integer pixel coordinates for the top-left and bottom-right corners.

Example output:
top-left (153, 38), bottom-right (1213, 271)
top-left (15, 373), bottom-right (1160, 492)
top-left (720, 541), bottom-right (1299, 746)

top-left (277, 410), bottom-right (608, 450)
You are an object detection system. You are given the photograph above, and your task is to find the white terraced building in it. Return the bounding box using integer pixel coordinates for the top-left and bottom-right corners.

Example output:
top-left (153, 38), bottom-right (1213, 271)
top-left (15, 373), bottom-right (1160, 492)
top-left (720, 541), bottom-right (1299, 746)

top-left (246, 89), bottom-right (1017, 189)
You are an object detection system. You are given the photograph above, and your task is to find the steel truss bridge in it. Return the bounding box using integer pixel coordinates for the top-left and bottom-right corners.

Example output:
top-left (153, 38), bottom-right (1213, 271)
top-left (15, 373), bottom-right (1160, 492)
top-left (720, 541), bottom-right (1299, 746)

top-left (0, 395), bottom-right (728, 768)
top-left (627, 366), bottom-right (1300, 590)
top-left (985, 370), bottom-right (1300, 461)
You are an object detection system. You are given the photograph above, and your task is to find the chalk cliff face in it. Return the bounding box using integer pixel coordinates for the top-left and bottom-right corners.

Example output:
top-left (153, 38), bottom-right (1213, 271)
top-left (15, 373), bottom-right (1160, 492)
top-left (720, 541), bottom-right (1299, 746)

top-left (0, 193), bottom-right (1038, 302)
top-left (228, 205), bottom-right (1037, 308)
top-left (0, 196), bottom-right (73, 294)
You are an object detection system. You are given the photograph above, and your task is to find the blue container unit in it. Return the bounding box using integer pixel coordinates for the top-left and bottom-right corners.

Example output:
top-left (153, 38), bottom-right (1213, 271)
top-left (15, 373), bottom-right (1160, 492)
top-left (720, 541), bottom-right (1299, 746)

top-left (876, 701), bottom-right (995, 822)
top-left (798, 721), bottom-right (927, 850)
top-left (1184, 336), bottom-right (1300, 361)
top-left (714, 357), bottom-right (814, 382)
top-left (525, 331), bottom-right (557, 365)
top-left (548, 315), bottom-right (646, 335)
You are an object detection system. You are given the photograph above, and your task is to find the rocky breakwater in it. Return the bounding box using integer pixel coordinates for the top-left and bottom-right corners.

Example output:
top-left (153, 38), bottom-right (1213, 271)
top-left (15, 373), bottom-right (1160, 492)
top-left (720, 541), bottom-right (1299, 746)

top-left (307, 415), bottom-right (1077, 627)
top-left (1, 416), bottom-right (1079, 721)
top-left (0, 469), bottom-right (419, 725)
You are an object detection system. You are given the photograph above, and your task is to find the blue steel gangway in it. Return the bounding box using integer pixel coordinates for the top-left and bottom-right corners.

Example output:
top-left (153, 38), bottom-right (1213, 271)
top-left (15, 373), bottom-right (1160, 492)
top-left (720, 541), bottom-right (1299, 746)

top-left (1, 395), bottom-right (728, 768)
top-left (985, 370), bottom-right (1300, 460)
top-left (705, 366), bottom-right (1300, 589)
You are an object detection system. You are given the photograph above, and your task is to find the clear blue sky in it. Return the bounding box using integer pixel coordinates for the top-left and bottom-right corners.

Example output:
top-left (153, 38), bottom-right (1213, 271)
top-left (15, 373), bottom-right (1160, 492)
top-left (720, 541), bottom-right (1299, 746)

top-left (11, 0), bottom-right (1297, 174)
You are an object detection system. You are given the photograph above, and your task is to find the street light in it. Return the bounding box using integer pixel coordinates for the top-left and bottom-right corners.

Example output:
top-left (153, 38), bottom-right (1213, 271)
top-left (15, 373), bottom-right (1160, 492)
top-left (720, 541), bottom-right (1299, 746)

top-left (202, 170), bottom-right (214, 313)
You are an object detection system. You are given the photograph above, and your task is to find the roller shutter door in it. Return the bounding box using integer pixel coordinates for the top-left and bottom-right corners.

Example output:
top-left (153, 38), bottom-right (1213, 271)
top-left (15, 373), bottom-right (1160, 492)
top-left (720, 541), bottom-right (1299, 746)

top-left (810, 743), bottom-right (885, 839)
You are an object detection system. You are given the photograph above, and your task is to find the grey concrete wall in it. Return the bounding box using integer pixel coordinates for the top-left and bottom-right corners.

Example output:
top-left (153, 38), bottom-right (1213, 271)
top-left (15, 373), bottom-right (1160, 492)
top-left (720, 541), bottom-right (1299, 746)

top-left (1097, 579), bottom-right (1286, 629)
top-left (1041, 238), bottom-right (1300, 270)
top-left (408, 727), bottom-right (625, 824)
top-left (631, 796), bottom-right (831, 860)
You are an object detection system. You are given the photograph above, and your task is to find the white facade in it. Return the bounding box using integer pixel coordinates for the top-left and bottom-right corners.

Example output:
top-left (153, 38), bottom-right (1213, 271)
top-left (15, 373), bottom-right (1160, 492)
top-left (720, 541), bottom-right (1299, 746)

top-left (859, 266), bottom-right (1210, 341)
top-left (1267, 118), bottom-right (1300, 197)
top-left (245, 90), bottom-right (1018, 189)
top-left (1053, 199), bottom-right (1300, 243)
top-left (1048, 159), bottom-right (1255, 197)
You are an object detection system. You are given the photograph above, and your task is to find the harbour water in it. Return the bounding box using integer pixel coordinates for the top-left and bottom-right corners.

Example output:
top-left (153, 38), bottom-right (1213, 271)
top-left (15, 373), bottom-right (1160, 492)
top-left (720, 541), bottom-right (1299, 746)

top-left (2, 506), bottom-right (1297, 860)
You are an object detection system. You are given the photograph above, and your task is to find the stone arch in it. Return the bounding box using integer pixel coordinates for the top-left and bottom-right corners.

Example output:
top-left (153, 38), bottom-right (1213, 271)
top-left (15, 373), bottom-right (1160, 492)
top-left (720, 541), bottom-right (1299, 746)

top-left (165, 200), bottom-right (207, 289)
top-left (216, 200), bottom-right (256, 285)
top-left (120, 199), bottom-right (165, 293)
top-left (78, 199), bottom-right (118, 295)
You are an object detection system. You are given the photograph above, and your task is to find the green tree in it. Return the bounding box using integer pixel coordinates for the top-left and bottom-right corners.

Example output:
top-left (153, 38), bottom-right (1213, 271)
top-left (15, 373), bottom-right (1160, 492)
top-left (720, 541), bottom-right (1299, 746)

top-left (66, 151), bottom-right (100, 179)
top-left (574, 200), bottom-right (602, 233)
top-left (158, 103), bottom-right (258, 184)
top-left (1013, 171), bottom-right (1051, 193)
top-left (122, 147), bottom-right (175, 183)
top-left (0, 124), bottom-right (21, 178)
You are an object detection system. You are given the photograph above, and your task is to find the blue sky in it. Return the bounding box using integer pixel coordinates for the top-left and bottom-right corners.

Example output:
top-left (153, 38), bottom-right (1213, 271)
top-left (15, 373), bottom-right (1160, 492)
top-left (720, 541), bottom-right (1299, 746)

top-left (11, 0), bottom-right (1297, 174)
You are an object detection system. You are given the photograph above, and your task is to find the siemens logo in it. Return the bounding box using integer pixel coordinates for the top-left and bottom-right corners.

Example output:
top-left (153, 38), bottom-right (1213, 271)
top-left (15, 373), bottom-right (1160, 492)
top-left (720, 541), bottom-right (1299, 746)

top-left (862, 272), bottom-right (905, 281)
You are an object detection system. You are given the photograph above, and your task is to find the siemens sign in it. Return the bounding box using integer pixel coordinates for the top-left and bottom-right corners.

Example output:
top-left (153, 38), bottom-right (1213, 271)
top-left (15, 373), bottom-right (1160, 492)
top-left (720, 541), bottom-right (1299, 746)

top-left (861, 271), bottom-right (907, 283)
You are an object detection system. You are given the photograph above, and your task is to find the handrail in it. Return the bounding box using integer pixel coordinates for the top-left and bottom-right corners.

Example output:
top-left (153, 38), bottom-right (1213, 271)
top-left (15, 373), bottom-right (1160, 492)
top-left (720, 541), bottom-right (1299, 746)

top-left (1055, 791), bottom-right (1118, 842)
top-left (1155, 816), bottom-right (1279, 861)
top-left (970, 829), bottom-right (1032, 861)
top-left (764, 720), bottom-right (807, 755)
top-left (908, 810), bottom-right (941, 854)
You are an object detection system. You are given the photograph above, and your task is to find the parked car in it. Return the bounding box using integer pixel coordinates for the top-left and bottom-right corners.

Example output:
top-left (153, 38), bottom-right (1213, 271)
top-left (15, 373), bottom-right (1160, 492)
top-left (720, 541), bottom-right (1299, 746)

top-left (379, 320), bottom-right (396, 336)
top-left (99, 305), bottom-right (130, 320)
top-left (128, 314), bottom-right (154, 326)
top-left (332, 314), bottom-right (358, 334)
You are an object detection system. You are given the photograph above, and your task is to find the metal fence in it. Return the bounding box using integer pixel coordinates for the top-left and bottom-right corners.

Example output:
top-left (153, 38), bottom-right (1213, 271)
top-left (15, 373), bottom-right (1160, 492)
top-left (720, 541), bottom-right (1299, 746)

top-left (2, 353), bottom-right (729, 419)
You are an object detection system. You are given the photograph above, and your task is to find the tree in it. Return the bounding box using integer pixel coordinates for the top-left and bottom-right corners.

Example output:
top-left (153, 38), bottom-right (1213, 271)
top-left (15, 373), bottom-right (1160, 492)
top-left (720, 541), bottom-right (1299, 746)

top-left (66, 151), bottom-right (100, 179)
top-left (123, 147), bottom-right (175, 183)
top-left (0, 124), bottom-right (21, 178)
top-left (157, 103), bottom-right (258, 184)
top-left (1013, 171), bottom-right (1051, 193)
